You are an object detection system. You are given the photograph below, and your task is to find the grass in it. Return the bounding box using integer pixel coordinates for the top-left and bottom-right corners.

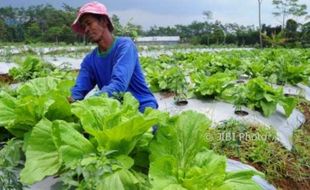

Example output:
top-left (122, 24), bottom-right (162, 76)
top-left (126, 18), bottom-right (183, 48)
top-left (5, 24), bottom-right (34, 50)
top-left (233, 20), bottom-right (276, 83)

top-left (206, 116), bottom-right (310, 190)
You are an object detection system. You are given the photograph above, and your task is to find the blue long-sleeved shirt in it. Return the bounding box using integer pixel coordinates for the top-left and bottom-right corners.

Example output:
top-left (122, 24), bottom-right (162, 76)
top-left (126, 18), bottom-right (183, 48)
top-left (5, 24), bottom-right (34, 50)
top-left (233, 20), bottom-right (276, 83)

top-left (71, 37), bottom-right (158, 112)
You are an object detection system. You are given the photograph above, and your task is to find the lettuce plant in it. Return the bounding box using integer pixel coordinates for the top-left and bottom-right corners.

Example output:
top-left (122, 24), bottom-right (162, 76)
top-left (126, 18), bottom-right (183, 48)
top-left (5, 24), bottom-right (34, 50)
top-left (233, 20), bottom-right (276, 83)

top-left (8, 56), bottom-right (55, 82)
top-left (149, 111), bottom-right (263, 190)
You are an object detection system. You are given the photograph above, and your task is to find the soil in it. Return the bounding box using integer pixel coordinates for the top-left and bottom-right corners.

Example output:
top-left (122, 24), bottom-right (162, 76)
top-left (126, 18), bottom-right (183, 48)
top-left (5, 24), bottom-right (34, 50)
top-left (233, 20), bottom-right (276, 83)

top-left (271, 156), bottom-right (310, 190)
top-left (230, 156), bottom-right (310, 190)
top-left (0, 74), bottom-right (13, 84)
top-left (228, 101), bottom-right (310, 190)
top-left (263, 102), bottom-right (310, 190)
top-left (159, 91), bottom-right (175, 98)
top-left (299, 102), bottom-right (310, 133)
top-left (273, 179), bottom-right (310, 190)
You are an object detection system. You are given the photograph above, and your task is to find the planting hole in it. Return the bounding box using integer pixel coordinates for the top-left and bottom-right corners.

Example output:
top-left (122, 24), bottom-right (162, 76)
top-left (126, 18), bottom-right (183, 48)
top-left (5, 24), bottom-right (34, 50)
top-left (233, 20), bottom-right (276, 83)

top-left (175, 99), bottom-right (188, 106)
top-left (234, 110), bottom-right (249, 116)
top-left (236, 80), bottom-right (245, 84)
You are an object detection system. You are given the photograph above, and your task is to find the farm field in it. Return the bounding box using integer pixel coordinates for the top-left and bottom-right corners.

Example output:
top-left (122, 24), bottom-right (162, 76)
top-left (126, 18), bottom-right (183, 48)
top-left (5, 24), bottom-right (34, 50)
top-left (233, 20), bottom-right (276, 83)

top-left (0, 46), bottom-right (309, 190)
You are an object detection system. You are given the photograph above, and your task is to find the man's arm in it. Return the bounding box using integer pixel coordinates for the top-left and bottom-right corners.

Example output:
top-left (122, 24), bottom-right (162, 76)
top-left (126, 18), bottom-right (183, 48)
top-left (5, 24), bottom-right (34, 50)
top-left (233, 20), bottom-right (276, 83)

top-left (71, 56), bottom-right (96, 101)
top-left (96, 40), bottom-right (137, 96)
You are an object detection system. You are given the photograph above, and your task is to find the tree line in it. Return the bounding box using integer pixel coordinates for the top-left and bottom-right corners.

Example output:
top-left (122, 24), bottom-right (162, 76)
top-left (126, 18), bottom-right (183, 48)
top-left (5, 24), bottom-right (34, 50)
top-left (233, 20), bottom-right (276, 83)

top-left (0, 2), bottom-right (309, 47)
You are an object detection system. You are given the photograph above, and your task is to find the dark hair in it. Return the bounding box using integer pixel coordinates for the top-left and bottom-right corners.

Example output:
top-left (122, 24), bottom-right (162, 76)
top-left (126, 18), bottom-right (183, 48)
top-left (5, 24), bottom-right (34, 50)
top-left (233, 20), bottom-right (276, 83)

top-left (80, 13), bottom-right (114, 32)
top-left (93, 14), bottom-right (114, 32)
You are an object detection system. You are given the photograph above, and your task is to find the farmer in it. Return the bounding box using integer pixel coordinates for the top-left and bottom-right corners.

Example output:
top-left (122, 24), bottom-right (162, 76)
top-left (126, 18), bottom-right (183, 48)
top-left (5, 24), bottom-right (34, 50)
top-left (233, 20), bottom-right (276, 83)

top-left (68, 1), bottom-right (158, 112)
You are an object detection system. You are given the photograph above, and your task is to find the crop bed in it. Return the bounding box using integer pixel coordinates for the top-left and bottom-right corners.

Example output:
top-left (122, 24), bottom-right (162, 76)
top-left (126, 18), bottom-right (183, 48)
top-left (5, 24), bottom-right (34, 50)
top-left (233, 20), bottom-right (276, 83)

top-left (0, 48), bottom-right (309, 189)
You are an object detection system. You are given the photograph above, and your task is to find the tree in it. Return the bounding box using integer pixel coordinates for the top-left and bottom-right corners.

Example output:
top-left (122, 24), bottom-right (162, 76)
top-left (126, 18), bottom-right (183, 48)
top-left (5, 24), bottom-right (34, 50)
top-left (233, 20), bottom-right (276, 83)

top-left (262, 31), bottom-right (287, 47)
top-left (272, 0), bottom-right (308, 29)
top-left (258, 0), bottom-right (263, 48)
top-left (47, 26), bottom-right (62, 43)
top-left (111, 14), bottom-right (123, 36)
top-left (301, 21), bottom-right (310, 47)
top-left (25, 22), bottom-right (41, 42)
top-left (0, 19), bottom-right (6, 41)
top-left (202, 10), bottom-right (213, 45)
top-left (202, 10), bottom-right (213, 20)
top-left (211, 21), bottom-right (226, 45)
top-left (285, 19), bottom-right (298, 35)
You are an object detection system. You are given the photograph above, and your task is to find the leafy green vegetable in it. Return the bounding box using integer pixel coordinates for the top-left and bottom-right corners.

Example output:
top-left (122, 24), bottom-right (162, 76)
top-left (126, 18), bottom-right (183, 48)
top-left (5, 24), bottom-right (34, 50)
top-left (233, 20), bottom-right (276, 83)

top-left (20, 118), bottom-right (61, 184)
top-left (52, 120), bottom-right (95, 168)
top-left (149, 111), bottom-right (263, 190)
top-left (60, 152), bottom-right (150, 190)
top-left (191, 72), bottom-right (236, 99)
top-left (0, 77), bottom-right (73, 137)
top-left (0, 139), bottom-right (24, 190)
top-left (0, 91), bottom-right (17, 127)
top-left (245, 77), bottom-right (297, 117)
top-left (72, 93), bottom-right (159, 155)
top-left (8, 56), bottom-right (55, 82)
top-left (7, 96), bottom-right (54, 137)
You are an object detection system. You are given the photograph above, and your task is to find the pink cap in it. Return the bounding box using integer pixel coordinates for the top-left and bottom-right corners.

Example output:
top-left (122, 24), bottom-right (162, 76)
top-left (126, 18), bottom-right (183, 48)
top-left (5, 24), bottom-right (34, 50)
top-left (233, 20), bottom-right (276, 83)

top-left (71, 1), bottom-right (113, 34)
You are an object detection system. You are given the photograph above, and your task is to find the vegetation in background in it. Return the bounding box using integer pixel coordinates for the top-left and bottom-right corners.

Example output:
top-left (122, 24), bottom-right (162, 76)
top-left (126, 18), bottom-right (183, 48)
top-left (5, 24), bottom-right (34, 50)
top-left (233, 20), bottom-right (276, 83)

top-left (141, 49), bottom-right (309, 117)
top-left (0, 77), bottom-right (265, 189)
top-left (8, 56), bottom-right (55, 81)
top-left (0, 1), bottom-right (308, 47)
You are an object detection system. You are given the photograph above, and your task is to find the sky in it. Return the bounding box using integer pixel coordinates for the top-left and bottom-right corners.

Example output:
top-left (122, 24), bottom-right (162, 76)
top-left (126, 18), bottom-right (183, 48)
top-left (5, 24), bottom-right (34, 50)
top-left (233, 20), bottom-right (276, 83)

top-left (0, 0), bottom-right (309, 29)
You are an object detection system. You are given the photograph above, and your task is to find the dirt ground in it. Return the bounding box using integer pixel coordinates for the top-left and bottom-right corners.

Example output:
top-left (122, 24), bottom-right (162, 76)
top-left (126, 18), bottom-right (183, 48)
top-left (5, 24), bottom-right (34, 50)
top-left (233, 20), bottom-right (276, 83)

top-left (267, 102), bottom-right (310, 190)
top-left (0, 74), bottom-right (13, 84)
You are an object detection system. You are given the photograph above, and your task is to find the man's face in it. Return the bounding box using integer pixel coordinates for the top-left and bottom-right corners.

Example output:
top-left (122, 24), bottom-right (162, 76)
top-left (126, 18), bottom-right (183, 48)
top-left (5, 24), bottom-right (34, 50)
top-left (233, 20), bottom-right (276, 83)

top-left (80, 14), bottom-right (107, 43)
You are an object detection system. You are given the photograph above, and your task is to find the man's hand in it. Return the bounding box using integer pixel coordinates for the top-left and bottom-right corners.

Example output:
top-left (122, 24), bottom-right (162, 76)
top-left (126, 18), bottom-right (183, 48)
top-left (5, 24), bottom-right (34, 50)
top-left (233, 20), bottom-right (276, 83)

top-left (67, 96), bottom-right (76, 103)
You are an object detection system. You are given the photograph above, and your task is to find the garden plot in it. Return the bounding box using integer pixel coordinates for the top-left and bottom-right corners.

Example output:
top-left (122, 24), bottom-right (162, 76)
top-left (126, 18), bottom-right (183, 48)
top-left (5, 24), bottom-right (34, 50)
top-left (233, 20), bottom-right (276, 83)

top-left (154, 93), bottom-right (305, 150)
top-left (0, 45), bottom-right (94, 56)
top-left (139, 47), bottom-right (253, 57)
top-left (0, 57), bottom-right (82, 75)
top-left (27, 177), bottom-right (61, 190)
top-left (1, 48), bottom-right (309, 190)
top-left (237, 78), bottom-right (310, 101)
top-left (3, 75), bottom-right (306, 151)
top-left (0, 62), bottom-right (18, 74)
top-left (297, 83), bottom-right (310, 101)
top-left (43, 56), bottom-right (82, 70)
top-left (226, 159), bottom-right (276, 190)
top-left (271, 83), bottom-right (310, 101)
top-left (27, 159), bottom-right (276, 190)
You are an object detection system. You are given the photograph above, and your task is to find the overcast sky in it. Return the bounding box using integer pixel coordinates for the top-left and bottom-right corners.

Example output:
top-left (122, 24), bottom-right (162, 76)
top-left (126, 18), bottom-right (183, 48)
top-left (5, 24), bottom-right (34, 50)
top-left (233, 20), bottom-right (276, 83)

top-left (0, 0), bottom-right (309, 29)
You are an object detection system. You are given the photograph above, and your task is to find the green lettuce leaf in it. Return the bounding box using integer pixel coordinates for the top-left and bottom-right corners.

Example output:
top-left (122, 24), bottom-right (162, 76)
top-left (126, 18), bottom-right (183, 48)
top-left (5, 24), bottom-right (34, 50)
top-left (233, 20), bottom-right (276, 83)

top-left (17, 77), bottom-right (59, 97)
top-left (96, 114), bottom-right (158, 155)
top-left (150, 111), bottom-right (211, 163)
top-left (7, 96), bottom-right (54, 137)
top-left (279, 96), bottom-right (297, 117)
top-left (216, 170), bottom-right (263, 190)
top-left (44, 92), bottom-right (72, 121)
top-left (20, 118), bottom-right (61, 184)
top-left (71, 96), bottom-right (122, 136)
top-left (0, 91), bottom-right (17, 127)
top-left (72, 93), bottom-right (159, 155)
top-left (149, 110), bottom-right (263, 190)
top-left (52, 120), bottom-right (95, 168)
top-left (1, 77), bottom-right (74, 137)
top-left (97, 169), bottom-right (142, 190)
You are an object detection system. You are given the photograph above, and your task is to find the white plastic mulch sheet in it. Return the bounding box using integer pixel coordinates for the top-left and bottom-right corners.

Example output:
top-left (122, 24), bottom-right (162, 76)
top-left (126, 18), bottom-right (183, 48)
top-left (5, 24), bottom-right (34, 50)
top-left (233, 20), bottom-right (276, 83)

top-left (0, 62), bottom-right (18, 74)
top-left (27, 159), bottom-right (276, 190)
top-left (43, 56), bottom-right (82, 70)
top-left (154, 93), bottom-right (305, 150)
top-left (27, 176), bottom-right (61, 190)
top-left (297, 83), bottom-right (310, 101)
top-left (226, 159), bottom-right (276, 190)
